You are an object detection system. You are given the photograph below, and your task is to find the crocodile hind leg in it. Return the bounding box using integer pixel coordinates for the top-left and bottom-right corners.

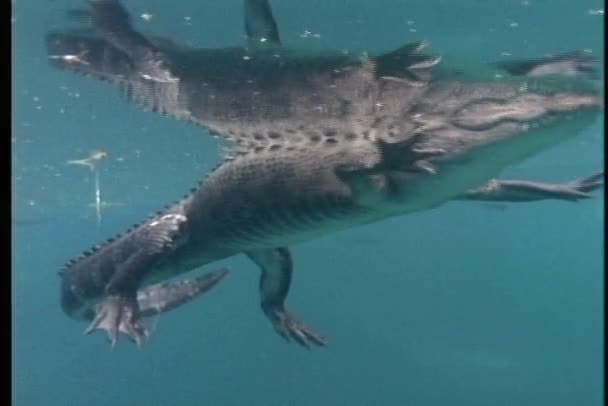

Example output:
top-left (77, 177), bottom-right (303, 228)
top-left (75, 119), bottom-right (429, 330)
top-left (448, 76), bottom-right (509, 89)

top-left (244, 0), bottom-right (282, 47)
top-left (85, 292), bottom-right (148, 347)
top-left (84, 268), bottom-right (230, 347)
top-left (86, 268), bottom-right (229, 346)
top-left (84, 212), bottom-right (191, 347)
top-left (84, 250), bottom-right (157, 347)
top-left (456, 172), bottom-right (604, 203)
top-left (88, 0), bottom-right (176, 82)
top-left (246, 248), bottom-right (327, 349)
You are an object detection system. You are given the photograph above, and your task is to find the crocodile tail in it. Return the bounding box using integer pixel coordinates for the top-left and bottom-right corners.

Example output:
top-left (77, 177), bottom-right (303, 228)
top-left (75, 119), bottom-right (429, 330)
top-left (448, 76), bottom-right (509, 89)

top-left (137, 268), bottom-right (230, 317)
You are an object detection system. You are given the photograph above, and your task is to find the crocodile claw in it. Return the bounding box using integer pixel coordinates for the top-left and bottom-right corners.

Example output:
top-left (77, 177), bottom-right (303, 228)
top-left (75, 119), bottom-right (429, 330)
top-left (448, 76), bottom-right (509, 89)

top-left (546, 171), bottom-right (604, 201)
top-left (84, 294), bottom-right (149, 348)
top-left (567, 172), bottom-right (604, 194)
top-left (269, 309), bottom-right (327, 349)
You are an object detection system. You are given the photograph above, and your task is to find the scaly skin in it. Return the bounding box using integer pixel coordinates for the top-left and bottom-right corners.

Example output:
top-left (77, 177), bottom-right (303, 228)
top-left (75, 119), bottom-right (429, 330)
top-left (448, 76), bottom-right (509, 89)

top-left (51, 0), bottom-right (603, 348)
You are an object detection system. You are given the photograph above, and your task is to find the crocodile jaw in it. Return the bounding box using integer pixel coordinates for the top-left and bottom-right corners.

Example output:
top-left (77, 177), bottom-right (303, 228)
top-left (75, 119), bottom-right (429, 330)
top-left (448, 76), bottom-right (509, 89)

top-left (389, 93), bottom-right (602, 213)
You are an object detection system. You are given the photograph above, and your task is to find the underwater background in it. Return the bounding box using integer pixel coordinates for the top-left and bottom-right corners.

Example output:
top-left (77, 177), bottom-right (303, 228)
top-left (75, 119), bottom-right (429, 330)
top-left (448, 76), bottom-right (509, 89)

top-left (12, 0), bottom-right (604, 405)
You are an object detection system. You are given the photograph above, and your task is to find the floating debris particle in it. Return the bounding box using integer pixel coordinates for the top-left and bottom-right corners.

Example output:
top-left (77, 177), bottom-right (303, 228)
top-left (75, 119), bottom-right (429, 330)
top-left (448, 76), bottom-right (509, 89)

top-left (66, 150), bottom-right (109, 171)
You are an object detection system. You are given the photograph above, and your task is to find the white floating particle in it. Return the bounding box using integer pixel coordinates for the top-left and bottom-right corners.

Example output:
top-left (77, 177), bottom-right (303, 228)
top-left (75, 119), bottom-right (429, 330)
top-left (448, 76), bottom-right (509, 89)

top-left (140, 13), bottom-right (153, 21)
top-left (588, 9), bottom-right (604, 15)
top-left (509, 22), bottom-right (519, 27)
top-left (242, 55), bottom-right (251, 60)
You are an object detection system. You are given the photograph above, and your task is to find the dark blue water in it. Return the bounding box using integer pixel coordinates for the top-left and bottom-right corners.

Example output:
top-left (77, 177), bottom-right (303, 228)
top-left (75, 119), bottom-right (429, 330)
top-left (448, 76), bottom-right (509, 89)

top-left (13, 1), bottom-right (604, 405)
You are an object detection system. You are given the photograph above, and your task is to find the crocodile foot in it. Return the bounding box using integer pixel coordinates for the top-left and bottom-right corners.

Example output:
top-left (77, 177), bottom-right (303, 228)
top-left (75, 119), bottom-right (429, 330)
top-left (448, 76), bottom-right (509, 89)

top-left (267, 308), bottom-right (327, 349)
top-left (84, 294), bottom-right (149, 348)
top-left (566, 172), bottom-right (604, 196)
top-left (536, 171), bottom-right (604, 201)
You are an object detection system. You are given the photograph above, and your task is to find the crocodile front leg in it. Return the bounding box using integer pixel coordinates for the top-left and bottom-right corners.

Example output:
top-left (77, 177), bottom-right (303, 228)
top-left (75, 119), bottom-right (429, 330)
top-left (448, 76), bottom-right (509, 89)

top-left (456, 172), bottom-right (604, 203)
top-left (246, 248), bottom-right (326, 349)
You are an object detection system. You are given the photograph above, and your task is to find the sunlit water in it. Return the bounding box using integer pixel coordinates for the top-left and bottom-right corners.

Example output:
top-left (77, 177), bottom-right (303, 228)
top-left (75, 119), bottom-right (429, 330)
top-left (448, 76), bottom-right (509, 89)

top-left (13, 1), bottom-right (604, 405)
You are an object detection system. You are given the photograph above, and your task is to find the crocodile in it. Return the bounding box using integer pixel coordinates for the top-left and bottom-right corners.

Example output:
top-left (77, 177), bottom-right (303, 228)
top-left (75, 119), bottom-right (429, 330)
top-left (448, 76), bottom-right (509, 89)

top-left (47, 0), bottom-right (604, 348)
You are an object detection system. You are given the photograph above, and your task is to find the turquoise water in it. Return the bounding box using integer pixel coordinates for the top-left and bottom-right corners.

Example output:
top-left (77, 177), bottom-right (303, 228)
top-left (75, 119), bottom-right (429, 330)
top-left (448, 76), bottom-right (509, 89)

top-left (12, 1), bottom-right (604, 405)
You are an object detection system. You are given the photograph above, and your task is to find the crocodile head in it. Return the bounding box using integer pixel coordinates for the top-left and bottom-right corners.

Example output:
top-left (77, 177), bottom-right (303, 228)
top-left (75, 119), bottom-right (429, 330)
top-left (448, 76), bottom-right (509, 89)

top-left (362, 72), bottom-right (603, 212)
